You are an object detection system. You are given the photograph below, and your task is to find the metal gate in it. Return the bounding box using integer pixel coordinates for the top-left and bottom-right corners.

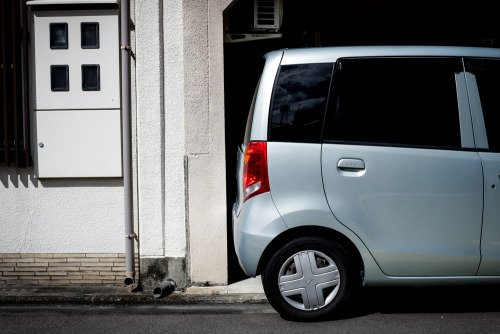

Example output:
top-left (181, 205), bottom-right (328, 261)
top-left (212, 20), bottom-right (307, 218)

top-left (0, 0), bottom-right (30, 167)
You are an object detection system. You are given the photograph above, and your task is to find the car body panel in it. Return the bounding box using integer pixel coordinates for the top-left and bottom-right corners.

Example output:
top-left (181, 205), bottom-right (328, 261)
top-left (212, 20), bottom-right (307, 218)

top-left (477, 152), bottom-right (500, 275)
top-left (465, 72), bottom-right (489, 149)
top-left (280, 46), bottom-right (500, 66)
top-left (249, 51), bottom-right (283, 142)
top-left (463, 60), bottom-right (500, 275)
top-left (455, 71), bottom-right (476, 148)
top-left (267, 142), bottom-right (332, 229)
top-left (322, 144), bottom-right (483, 276)
top-left (232, 192), bottom-right (288, 277)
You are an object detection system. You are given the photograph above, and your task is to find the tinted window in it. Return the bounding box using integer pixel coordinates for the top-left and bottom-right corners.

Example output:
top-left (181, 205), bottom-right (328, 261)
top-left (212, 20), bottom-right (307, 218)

top-left (269, 63), bottom-right (333, 143)
top-left (244, 77), bottom-right (260, 147)
top-left (467, 59), bottom-right (500, 151)
top-left (326, 58), bottom-right (461, 148)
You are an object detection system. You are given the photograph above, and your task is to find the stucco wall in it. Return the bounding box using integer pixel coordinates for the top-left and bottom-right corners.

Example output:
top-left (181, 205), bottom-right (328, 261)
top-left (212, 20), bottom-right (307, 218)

top-left (0, 168), bottom-right (124, 253)
top-left (134, 0), bottom-right (187, 260)
top-left (163, 0), bottom-right (188, 258)
top-left (134, 0), bottom-right (232, 285)
top-left (183, 0), bottom-right (233, 285)
top-left (134, 0), bottom-right (167, 257)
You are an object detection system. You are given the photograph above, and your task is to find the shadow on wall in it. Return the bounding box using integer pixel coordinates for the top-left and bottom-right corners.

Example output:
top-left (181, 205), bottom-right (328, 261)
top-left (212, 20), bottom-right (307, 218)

top-left (0, 168), bottom-right (39, 189)
top-left (0, 167), bottom-right (123, 189)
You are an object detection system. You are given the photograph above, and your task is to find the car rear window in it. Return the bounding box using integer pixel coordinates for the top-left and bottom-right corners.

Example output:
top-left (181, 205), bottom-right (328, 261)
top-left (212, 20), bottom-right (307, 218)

top-left (243, 76), bottom-right (261, 148)
top-left (268, 63), bottom-right (334, 143)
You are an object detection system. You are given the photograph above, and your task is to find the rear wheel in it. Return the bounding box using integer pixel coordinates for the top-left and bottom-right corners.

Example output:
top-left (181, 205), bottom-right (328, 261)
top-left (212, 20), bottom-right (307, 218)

top-left (262, 237), bottom-right (355, 321)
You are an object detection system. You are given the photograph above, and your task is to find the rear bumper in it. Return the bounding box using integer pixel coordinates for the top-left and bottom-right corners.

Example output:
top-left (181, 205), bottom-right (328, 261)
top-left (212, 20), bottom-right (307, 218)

top-left (232, 192), bottom-right (288, 277)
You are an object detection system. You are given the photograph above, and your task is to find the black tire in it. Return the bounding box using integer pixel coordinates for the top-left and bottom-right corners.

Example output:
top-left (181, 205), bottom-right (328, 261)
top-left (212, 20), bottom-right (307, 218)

top-left (262, 237), bottom-right (355, 321)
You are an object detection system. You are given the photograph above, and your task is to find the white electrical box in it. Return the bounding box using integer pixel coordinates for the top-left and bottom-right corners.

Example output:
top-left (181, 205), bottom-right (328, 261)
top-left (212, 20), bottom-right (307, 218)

top-left (28, 1), bottom-right (122, 178)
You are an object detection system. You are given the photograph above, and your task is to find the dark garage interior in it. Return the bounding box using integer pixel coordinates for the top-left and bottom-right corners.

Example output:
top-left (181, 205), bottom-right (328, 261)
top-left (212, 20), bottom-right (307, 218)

top-left (224, 0), bottom-right (499, 283)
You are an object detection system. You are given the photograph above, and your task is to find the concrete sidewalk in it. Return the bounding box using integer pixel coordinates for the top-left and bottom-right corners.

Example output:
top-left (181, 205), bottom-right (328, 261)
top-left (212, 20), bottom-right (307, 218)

top-left (0, 277), bottom-right (267, 306)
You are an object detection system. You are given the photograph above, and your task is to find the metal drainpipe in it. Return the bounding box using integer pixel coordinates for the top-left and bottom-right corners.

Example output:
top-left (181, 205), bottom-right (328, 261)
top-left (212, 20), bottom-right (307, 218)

top-left (121, 0), bottom-right (135, 286)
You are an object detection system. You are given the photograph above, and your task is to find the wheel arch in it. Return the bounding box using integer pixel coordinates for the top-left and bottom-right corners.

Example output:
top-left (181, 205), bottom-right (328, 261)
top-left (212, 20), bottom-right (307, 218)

top-left (256, 225), bottom-right (365, 280)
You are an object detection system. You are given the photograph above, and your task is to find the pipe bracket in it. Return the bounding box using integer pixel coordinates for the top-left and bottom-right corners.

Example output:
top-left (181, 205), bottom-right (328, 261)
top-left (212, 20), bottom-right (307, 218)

top-left (125, 233), bottom-right (137, 239)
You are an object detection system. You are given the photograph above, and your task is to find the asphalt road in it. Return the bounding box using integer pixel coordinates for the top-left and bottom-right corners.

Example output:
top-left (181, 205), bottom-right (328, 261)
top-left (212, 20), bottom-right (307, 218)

top-left (1, 286), bottom-right (500, 333)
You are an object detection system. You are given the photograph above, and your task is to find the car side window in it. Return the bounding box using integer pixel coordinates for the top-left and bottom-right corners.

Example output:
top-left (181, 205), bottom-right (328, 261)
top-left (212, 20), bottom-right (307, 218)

top-left (466, 59), bottom-right (500, 152)
top-left (325, 58), bottom-right (462, 149)
top-left (269, 63), bottom-right (333, 143)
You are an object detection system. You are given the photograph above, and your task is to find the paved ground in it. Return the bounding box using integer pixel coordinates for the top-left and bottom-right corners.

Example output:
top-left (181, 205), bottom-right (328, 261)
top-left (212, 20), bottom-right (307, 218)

top-left (0, 304), bottom-right (499, 334)
top-left (1, 280), bottom-right (500, 333)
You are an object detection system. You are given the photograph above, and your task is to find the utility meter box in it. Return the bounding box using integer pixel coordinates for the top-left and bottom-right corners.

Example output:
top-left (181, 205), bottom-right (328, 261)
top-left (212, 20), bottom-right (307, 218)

top-left (28, 1), bottom-right (122, 178)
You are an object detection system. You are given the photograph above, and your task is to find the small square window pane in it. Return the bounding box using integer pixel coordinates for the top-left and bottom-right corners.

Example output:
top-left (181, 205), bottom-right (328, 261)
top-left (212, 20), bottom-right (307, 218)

top-left (50, 23), bottom-right (68, 49)
top-left (82, 65), bottom-right (100, 91)
top-left (81, 23), bottom-right (99, 49)
top-left (51, 65), bottom-right (69, 91)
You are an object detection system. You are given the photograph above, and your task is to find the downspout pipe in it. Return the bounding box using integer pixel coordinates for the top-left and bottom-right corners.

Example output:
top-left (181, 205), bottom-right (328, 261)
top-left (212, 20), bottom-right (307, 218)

top-left (153, 279), bottom-right (177, 299)
top-left (121, 0), bottom-right (136, 285)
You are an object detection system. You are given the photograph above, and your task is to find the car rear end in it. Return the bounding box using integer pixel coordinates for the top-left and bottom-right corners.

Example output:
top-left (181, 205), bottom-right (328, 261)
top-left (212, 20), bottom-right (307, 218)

top-left (232, 50), bottom-right (287, 277)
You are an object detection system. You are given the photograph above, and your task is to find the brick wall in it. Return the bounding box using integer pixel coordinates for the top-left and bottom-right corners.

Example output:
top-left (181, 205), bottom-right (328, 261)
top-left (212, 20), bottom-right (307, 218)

top-left (0, 253), bottom-right (138, 286)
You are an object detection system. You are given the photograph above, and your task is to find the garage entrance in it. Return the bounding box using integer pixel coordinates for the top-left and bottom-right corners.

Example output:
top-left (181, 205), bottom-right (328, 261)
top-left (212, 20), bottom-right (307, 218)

top-left (223, 0), bottom-right (498, 283)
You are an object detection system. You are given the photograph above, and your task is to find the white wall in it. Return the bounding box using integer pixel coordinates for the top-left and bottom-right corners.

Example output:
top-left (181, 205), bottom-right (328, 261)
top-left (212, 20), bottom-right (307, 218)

top-left (163, 0), bottom-right (188, 258)
top-left (134, 0), bottom-right (187, 259)
top-left (0, 3), bottom-right (132, 257)
top-left (134, 1), bottom-right (167, 257)
top-left (0, 168), bottom-right (124, 253)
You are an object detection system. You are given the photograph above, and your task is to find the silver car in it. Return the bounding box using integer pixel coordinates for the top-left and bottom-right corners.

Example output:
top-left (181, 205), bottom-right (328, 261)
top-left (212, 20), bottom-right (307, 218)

top-left (232, 46), bottom-right (500, 321)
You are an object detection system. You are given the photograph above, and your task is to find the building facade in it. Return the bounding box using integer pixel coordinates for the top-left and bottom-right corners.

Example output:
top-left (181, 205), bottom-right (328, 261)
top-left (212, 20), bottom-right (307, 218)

top-left (1, 0), bottom-right (233, 289)
top-left (1, 0), bottom-right (497, 289)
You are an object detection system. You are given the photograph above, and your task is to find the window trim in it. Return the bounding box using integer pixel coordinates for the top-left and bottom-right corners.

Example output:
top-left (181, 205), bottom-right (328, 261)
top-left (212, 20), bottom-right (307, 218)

top-left (463, 57), bottom-right (500, 152)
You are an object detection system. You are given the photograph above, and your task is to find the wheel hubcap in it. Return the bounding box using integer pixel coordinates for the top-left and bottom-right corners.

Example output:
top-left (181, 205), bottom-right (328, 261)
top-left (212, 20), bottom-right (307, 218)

top-left (278, 250), bottom-right (340, 311)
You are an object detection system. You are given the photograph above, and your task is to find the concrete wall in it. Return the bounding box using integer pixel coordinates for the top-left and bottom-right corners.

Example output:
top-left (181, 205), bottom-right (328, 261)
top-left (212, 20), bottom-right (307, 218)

top-left (183, 0), bottom-right (233, 285)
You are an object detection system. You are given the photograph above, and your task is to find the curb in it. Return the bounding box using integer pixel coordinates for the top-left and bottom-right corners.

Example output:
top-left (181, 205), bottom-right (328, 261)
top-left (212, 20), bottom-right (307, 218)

top-left (0, 286), bottom-right (268, 306)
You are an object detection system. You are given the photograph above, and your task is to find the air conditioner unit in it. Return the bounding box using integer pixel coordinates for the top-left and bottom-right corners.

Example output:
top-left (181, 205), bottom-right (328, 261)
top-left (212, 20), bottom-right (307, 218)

top-left (254, 0), bottom-right (283, 32)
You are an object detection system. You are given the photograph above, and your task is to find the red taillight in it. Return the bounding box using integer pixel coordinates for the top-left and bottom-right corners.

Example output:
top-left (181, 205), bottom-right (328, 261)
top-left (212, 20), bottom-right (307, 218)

top-left (243, 141), bottom-right (270, 202)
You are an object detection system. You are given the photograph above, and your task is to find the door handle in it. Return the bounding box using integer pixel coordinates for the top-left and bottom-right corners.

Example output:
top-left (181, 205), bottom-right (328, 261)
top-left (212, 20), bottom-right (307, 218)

top-left (337, 159), bottom-right (365, 172)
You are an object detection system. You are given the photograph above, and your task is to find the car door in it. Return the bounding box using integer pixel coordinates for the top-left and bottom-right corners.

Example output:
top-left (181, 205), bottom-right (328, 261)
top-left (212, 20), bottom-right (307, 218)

top-left (466, 59), bottom-right (500, 276)
top-left (321, 57), bottom-right (483, 277)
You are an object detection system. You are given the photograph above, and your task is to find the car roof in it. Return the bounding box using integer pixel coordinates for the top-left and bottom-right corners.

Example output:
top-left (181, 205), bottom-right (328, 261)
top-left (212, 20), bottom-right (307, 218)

top-left (274, 46), bottom-right (500, 65)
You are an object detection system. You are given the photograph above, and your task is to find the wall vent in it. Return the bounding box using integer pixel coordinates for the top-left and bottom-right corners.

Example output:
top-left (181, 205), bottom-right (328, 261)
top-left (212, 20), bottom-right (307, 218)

top-left (254, 0), bottom-right (282, 31)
